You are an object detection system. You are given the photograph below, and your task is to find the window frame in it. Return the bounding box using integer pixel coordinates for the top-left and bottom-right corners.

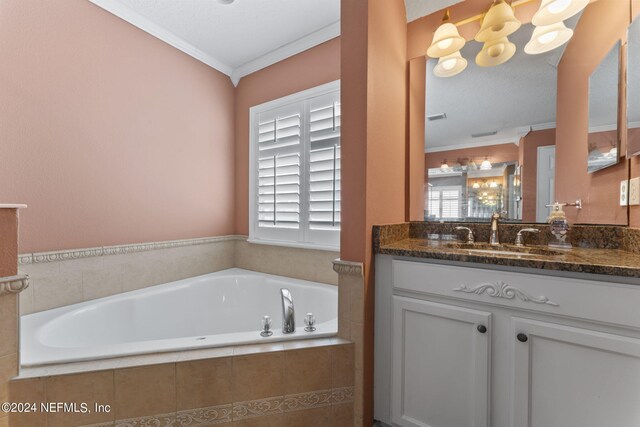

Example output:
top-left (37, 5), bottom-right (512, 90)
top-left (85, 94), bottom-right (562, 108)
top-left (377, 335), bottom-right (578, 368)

top-left (248, 80), bottom-right (340, 251)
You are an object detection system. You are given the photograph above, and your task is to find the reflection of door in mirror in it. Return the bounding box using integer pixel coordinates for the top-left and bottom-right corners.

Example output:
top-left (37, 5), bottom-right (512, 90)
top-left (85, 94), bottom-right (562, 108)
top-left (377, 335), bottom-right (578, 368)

top-left (587, 41), bottom-right (620, 173)
top-left (536, 146), bottom-right (555, 223)
top-left (628, 18), bottom-right (640, 157)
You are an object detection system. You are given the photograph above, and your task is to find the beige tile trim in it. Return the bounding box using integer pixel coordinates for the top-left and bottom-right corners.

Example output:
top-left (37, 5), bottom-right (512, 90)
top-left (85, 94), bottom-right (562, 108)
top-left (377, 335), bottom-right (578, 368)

top-left (332, 259), bottom-right (363, 276)
top-left (19, 235), bottom-right (246, 265)
top-left (176, 404), bottom-right (233, 426)
top-left (232, 396), bottom-right (284, 420)
top-left (0, 274), bottom-right (30, 295)
top-left (114, 412), bottom-right (176, 427)
top-left (282, 389), bottom-right (333, 412)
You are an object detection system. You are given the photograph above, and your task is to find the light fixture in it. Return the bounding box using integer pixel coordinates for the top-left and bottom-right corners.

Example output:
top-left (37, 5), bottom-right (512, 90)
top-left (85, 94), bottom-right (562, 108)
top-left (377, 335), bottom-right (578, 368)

top-left (524, 21), bottom-right (574, 54)
top-left (532, 0), bottom-right (589, 26)
top-left (476, 36), bottom-right (516, 67)
top-left (490, 181), bottom-right (499, 188)
top-left (434, 51), bottom-right (468, 77)
top-left (480, 158), bottom-right (493, 170)
top-left (472, 182), bottom-right (481, 189)
top-left (427, 10), bottom-right (466, 58)
top-left (441, 160), bottom-right (450, 170)
top-left (475, 0), bottom-right (521, 43)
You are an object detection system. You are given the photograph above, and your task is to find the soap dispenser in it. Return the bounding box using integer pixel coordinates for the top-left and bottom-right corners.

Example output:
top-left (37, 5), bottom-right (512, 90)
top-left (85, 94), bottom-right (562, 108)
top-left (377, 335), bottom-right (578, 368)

top-left (547, 203), bottom-right (572, 249)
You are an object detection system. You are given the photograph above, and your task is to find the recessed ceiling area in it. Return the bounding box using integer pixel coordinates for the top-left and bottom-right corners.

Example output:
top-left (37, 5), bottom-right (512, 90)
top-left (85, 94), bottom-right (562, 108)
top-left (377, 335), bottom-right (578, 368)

top-left (89, 0), bottom-right (340, 85)
top-left (425, 17), bottom-right (582, 152)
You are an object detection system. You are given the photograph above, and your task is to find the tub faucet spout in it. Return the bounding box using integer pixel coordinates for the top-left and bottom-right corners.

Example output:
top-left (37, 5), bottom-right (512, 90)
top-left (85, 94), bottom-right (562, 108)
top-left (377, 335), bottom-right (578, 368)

top-left (281, 288), bottom-right (295, 333)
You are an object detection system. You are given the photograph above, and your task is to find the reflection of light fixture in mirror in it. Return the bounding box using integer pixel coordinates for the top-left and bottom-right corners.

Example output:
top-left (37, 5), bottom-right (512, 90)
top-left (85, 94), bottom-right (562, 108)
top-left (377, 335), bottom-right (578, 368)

top-left (475, 0), bottom-right (521, 42)
top-left (606, 147), bottom-right (618, 158)
top-left (441, 160), bottom-right (450, 170)
top-left (525, 22), bottom-right (574, 54)
top-left (480, 158), bottom-right (493, 170)
top-left (427, 9), bottom-right (466, 58)
top-left (472, 182), bottom-right (481, 189)
top-left (468, 160), bottom-right (478, 170)
top-left (476, 37), bottom-right (516, 67)
top-left (532, 0), bottom-right (589, 26)
top-left (490, 181), bottom-right (499, 188)
top-left (434, 51), bottom-right (468, 77)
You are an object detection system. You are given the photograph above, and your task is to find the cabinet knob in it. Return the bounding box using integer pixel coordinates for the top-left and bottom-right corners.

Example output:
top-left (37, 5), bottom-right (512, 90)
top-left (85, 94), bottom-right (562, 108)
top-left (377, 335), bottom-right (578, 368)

top-left (517, 333), bottom-right (529, 343)
top-left (477, 325), bottom-right (487, 334)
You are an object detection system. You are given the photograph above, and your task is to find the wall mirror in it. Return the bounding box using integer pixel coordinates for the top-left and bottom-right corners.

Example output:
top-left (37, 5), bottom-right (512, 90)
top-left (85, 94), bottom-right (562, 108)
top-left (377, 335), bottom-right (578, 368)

top-left (425, 19), bottom-right (579, 223)
top-left (587, 41), bottom-right (621, 173)
top-left (628, 17), bottom-right (640, 157)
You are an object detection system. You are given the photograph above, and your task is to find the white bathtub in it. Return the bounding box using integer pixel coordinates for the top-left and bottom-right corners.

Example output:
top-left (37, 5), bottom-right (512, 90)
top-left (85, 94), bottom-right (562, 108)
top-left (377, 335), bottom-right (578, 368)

top-left (21, 268), bottom-right (338, 366)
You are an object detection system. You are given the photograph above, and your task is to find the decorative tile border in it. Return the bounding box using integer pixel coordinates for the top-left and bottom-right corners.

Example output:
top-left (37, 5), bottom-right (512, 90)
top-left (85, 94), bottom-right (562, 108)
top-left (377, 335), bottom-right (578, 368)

top-left (282, 389), bottom-right (333, 412)
top-left (19, 235), bottom-right (246, 265)
top-left (232, 395), bottom-right (284, 420)
top-left (0, 274), bottom-right (30, 295)
top-left (332, 259), bottom-right (363, 276)
top-left (115, 412), bottom-right (176, 427)
top-left (175, 404), bottom-right (233, 426)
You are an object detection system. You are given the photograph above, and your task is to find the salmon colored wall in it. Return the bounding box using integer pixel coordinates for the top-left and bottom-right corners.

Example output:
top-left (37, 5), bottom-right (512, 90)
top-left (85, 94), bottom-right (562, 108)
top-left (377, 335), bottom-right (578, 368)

top-left (342, 0), bottom-right (408, 424)
top-left (233, 39), bottom-right (341, 235)
top-left (425, 143), bottom-right (519, 169)
top-left (408, 58), bottom-right (426, 220)
top-left (0, 0), bottom-right (236, 253)
top-left (556, 0), bottom-right (629, 225)
top-left (518, 129), bottom-right (556, 222)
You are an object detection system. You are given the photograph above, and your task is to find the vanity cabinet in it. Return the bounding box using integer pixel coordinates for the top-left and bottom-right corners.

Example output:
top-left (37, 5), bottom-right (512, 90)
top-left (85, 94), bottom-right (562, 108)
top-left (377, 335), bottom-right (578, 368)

top-left (374, 256), bottom-right (640, 427)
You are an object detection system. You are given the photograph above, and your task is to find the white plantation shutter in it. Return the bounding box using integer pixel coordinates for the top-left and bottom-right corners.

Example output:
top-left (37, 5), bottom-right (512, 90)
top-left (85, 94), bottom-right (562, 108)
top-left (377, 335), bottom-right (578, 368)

top-left (249, 81), bottom-right (340, 249)
top-left (307, 92), bottom-right (340, 246)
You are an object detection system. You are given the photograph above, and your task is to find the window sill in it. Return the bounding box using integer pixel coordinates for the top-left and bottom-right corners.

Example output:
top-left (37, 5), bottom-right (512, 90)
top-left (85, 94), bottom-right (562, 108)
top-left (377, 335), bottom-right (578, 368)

top-left (246, 238), bottom-right (339, 252)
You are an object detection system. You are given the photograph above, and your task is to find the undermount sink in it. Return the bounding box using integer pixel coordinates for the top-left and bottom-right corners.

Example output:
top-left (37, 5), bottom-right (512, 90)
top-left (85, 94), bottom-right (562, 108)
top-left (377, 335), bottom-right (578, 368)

top-left (444, 243), bottom-right (563, 257)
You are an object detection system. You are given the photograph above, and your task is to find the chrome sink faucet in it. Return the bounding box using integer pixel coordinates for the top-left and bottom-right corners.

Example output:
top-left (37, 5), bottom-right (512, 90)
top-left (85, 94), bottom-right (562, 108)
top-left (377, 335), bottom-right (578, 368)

top-left (490, 211), bottom-right (506, 245)
top-left (281, 288), bottom-right (295, 334)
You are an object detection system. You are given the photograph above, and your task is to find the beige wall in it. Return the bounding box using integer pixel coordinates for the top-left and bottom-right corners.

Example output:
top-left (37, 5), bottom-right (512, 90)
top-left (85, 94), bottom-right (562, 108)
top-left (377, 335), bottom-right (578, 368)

top-left (234, 38), bottom-right (341, 236)
top-left (0, 0), bottom-right (236, 253)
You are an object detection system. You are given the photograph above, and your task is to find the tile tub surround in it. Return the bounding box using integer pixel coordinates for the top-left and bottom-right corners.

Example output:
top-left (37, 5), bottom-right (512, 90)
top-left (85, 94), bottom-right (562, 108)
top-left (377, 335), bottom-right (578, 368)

top-left (332, 260), bottom-right (365, 427)
top-left (8, 341), bottom-right (355, 427)
top-left (18, 236), bottom-right (338, 314)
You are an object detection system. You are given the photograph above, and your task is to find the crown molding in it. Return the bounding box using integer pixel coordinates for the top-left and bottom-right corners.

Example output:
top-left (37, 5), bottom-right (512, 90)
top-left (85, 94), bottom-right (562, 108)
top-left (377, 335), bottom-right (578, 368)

top-left (230, 21), bottom-right (341, 86)
top-left (87, 1), bottom-right (340, 86)
top-left (87, 0), bottom-right (234, 76)
top-left (425, 138), bottom-right (519, 154)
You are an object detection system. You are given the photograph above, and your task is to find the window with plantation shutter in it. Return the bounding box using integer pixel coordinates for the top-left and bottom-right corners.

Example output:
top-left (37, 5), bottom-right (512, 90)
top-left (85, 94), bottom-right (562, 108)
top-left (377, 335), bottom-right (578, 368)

top-left (249, 81), bottom-right (340, 250)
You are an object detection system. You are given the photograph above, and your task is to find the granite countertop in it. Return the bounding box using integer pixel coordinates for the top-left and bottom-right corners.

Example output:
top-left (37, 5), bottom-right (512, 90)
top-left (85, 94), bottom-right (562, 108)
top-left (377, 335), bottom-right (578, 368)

top-left (373, 223), bottom-right (640, 279)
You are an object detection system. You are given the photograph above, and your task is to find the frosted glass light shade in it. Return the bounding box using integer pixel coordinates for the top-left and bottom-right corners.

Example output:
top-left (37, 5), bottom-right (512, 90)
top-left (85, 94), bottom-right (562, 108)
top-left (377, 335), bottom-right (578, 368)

top-left (480, 159), bottom-right (493, 170)
top-left (525, 22), bottom-right (574, 54)
top-left (475, 0), bottom-right (521, 42)
top-left (434, 51), bottom-right (468, 77)
top-left (476, 37), bottom-right (516, 67)
top-left (427, 22), bottom-right (466, 58)
top-left (532, 0), bottom-right (589, 26)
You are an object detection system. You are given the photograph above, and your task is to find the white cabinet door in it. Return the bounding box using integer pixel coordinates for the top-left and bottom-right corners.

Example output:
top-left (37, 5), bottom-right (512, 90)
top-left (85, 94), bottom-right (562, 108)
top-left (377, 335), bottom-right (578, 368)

top-left (511, 317), bottom-right (640, 427)
top-left (391, 296), bottom-right (491, 427)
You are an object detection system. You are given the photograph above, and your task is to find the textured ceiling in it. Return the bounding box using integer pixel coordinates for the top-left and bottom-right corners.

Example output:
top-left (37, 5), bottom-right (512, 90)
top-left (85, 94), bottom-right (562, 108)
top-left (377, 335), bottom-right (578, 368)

top-left (404, 0), bottom-right (463, 22)
top-left (425, 17), bottom-right (597, 151)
